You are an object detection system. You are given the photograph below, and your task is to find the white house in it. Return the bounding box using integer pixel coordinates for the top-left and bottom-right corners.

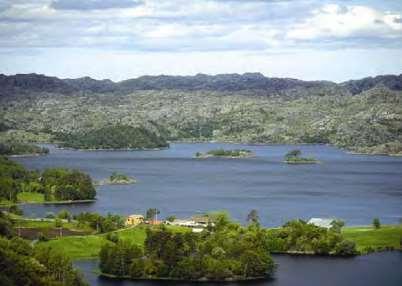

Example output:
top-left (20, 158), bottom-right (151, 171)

top-left (307, 218), bottom-right (335, 229)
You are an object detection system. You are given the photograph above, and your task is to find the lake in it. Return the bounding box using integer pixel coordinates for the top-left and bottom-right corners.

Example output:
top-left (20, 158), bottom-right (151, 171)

top-left (13, 143), bottom-right (402, 226)
top-left (74, 252), bottom-right (402, 286)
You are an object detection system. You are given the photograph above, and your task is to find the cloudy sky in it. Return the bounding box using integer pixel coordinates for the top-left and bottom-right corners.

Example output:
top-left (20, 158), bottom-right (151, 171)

top-left (0, 0), bottom-right (401, 82)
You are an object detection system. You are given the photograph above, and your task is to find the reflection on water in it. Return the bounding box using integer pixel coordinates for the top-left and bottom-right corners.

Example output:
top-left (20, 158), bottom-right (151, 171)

top-left (74, 252), bottom-right (402, 286)
top-left (13, 143), bottom-right (402, 226)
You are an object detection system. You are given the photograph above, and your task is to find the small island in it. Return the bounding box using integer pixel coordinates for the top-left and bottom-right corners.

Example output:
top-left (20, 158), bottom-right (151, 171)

top-left (284, 149), bottom-right (319, 164)
top-left (96, 172), bottom-right (137, 186)
top-left (195, 148), bottom-right (254, 159)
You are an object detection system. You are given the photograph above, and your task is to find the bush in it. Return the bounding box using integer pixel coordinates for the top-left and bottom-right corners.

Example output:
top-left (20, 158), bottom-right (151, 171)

top-left (54, 218), bottom-right (63, 228)
top-left (37, 232), bottom-right (49, 242)
top-left (373, 218), bottom-right (381, 229)
top-left (105, 232), bottom-right (119, 243)
top-left (334, 240), bottom-right (357, 256)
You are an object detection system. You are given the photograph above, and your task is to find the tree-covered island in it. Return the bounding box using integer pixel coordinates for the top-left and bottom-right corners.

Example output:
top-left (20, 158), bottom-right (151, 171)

top-left (195, 149), bottom-right (254, 159)
top-left (284, 149), bottom-right (319, 164)
top-left (55, 125), bottom-right (169, 150)
top-left (96, 172), bottom-right (137, 186)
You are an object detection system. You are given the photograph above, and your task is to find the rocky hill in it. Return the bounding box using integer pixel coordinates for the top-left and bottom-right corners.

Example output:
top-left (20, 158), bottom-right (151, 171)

top-left (2, 72), bottom-right (401, 96)
top-left (0, 73), bottom-right (401, 155)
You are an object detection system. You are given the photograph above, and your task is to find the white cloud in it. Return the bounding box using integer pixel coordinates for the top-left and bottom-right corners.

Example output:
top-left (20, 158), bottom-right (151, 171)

top-left (286, 4), bottom-right (402, 40)
top-left (0, 1), bottom-right (401, 80)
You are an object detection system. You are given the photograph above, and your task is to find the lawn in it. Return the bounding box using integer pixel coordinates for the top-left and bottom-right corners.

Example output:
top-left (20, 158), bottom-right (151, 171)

top-left (38, 233), bottom-right (107, 259)
top-left (342, 225), bottom-right (402, 253)
top-left (13, 218), bottom-right (94, 232)
top-left (17, 192), bottom-right (45, 203)
top-left (15, 219), bottom-right (78, 229)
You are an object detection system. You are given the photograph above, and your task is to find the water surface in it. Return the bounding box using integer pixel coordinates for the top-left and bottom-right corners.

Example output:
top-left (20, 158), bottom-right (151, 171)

top-left (74, 252), bottom-right (402, 286)
top-left (14, 143), bottom-right (402, 226)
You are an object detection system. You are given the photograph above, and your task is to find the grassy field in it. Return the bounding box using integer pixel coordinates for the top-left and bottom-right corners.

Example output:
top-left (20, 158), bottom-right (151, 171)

top-left (14, 219), bottom-right (93, 232)
top-left (38, 225), bottom-right (188, 259)
top-left (343, 225), bottom-right (402, 253)
top-left (17, 192), bottom-right (45, 203)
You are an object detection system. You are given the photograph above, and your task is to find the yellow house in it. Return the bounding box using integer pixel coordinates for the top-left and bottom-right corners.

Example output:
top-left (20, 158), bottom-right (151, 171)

top-left (125, 214), bottom-right (144, 226)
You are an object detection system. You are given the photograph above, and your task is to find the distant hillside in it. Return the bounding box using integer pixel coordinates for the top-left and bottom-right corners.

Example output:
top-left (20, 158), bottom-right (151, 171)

top-left (341, 74), bottom-right (402, 95)
top-left (0, 73), bottom-right (76, 95)
top-left (0, 73), bottom-right (401, 155)
top-left (1, 72), bottom-right (401, 96)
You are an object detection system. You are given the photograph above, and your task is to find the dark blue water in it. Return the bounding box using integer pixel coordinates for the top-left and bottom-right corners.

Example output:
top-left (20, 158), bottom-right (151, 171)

top-left (74, 252), bottom-right (402, 286)
top-left (13, 143), bottom-right (402, 226)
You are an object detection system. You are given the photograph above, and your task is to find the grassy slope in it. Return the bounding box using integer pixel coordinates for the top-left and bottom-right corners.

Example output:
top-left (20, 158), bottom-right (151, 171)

top-left (0, 192), bottom-right (45, 206)
top-left (342, 225), bottom-right (402, 253)
top-left (15, 219), bottom-right (93, 232)
top-left (17, 192), bottom-right (45, 203)
top-left (38, 225), bottom-right (188, 259)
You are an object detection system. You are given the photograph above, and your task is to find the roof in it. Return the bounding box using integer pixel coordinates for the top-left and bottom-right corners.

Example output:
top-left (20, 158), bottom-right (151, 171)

top-left (192, 215), bottom-right (210, 224)
top-left (307, 218), bottom-right (335, 228)
top-left (127, 214), bottom-right (144, 218)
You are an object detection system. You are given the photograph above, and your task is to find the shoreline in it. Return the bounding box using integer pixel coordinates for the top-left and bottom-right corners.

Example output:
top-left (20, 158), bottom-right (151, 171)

top-left (0, 199), bottom-right (96, 207)
top-left (284, 160), bottom-right (320, 164)
top-left (195, 154), bottom-right (256, 159)
top-left (98, 272), bottom-right (268, 282)
top-left (55, 146), bottom-right (170, 152)
top-left (7, 153), bottom-right (47, 158)
top-left (8, 141), bottom-right (401, 157)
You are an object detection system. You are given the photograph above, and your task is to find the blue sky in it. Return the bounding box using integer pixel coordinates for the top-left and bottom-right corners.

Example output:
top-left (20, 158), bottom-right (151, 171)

top-left (0, 0), bottom-right (401, 82)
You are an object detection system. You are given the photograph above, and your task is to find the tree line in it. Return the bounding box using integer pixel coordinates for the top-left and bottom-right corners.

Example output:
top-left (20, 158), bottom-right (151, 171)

top-left (0, 142), bottom-right (49, 156)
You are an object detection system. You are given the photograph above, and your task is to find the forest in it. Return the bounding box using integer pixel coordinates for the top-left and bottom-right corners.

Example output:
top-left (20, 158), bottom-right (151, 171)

top-left (0, 155), bottom-right (96, 203)
top-left (266, 219), bottom-right (357, 255)
top-left (99, 214), bottom-right (275, 281)
top-left (0, 211), bottom-right (87, 285)
top-left (55, 125), bottom-right (168, 150)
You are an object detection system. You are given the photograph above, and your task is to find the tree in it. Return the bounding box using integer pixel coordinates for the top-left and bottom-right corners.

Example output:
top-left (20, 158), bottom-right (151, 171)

top-left (240, 250), bottom-right (274, 277)
top-left (334, 240), bottom-right (357, 256)
top-left (58, 209), bottom-right (72, 222)
top-left (106, 232), bottom-right (119, 243)
top-left (0, 212), bottom-right (14, 238)
top-left (285, 149), bottom-right (301, 158)
top-left (373, 217), bottom-right (381, 229)
top-left (0, 177), bottom-right (17, 202)
top-left (330, 219), bottom-right (345, 233)
top-left (130, 258), bottom-right (144, 278)
top-left (247, 209), bottom-right (259, 224)
top-left (166, 215), bottom-right (176, 222)
top-left (54, 218), bottom-right (63, 228)
top-left (146, 208), bottom-right (160, 222)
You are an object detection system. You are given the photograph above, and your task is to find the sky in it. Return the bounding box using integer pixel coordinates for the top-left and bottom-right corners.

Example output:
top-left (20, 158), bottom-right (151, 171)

top-left (0, 0), bottom-right (401, 82)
